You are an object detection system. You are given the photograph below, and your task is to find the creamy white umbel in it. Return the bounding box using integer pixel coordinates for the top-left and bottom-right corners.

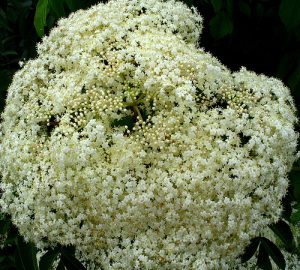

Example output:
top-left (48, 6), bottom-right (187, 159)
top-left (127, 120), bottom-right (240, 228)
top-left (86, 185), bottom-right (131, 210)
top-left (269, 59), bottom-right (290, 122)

top-left (0, 0), bottom-right (298, 269)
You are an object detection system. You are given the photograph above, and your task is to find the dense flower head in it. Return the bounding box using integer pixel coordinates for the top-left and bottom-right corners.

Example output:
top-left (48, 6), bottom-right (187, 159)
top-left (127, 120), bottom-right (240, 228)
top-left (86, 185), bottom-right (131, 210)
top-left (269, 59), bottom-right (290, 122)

top-left (0, 0), bottom-right (298, 269)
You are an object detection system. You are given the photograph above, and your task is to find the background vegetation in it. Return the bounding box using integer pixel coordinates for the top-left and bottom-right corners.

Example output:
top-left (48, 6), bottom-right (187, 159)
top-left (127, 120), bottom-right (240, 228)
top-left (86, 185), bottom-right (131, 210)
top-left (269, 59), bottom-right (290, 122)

top-left (0, 0), bottom-right (299, 269)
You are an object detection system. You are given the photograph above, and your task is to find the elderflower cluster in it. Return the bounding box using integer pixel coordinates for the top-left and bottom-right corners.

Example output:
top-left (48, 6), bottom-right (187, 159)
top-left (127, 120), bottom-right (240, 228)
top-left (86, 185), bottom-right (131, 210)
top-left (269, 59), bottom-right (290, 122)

top-left (0, 0), bottom-right (298, 269)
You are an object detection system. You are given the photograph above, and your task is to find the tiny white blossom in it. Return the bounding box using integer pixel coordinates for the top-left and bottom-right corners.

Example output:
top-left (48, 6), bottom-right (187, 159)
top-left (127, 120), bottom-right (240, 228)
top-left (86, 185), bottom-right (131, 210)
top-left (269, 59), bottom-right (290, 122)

top-left (0, 0), bottom-right (298, 269)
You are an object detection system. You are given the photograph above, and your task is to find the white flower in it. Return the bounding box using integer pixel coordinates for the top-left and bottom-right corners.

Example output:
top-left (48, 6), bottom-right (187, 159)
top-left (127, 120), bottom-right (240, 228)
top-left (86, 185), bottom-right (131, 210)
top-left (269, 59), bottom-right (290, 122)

top-left (0, 0), bottom-right (298, 269)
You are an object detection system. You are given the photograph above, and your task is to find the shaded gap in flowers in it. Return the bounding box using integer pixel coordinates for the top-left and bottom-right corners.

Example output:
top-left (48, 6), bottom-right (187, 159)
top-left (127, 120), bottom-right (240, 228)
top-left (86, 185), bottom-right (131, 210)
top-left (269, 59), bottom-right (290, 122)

top-left (238, 132), bottom-right (251, 146)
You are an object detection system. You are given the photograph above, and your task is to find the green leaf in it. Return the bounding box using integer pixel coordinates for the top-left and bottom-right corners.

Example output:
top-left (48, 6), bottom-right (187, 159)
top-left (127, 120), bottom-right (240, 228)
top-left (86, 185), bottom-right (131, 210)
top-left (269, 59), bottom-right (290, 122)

top-left (49, 0), bottom-right (66, 18)
top-left (239, 1), bottom-right (251, 17)
top-left (256, 3), bottom-right (264, 18)
top-left (183, 0), bottom-right (194, 7)
top-left (34, 0), bottom-right (49, 37)
top-left (0, 220), bottom-right (10, 235)
top-left (290, 168), bottom-right (300, 201)
top-left (60, 246), bottom-right (85, 270)
top-left (0, 9), bottom-right (12, 31)
top-left (61, 253), bottom-right (86, 270)
top-left (5, 227), bottom-right (17, 245)
top-left (7, 254), bottom-right (15, 265)
top-left (0, 265), bottom-right (14, 270)
top-left (279, 0), bottom-right (300, 32)
top-left (225, 0), bottom-right (233, 17)
top-left (257, 243), bottom-right (272, 270)
top-left (39, 248), bottom-right (60, 270)
top-left (240, 237), bottom-right (260, 263)
top-left (211, 0), bottom-right (222, 12)
top-left (0, 69), bottom-right (13, 85)
top-left (291, 211), bottom-right (300, 223)
top-left (269, 220), bottom-right (295, 251)
top-left (1, 35), bottom-right (18, 45)
top-left (0, 69), bottom-right (13, 107)
top-left (209, 11), bottom-right (233, 39)
top-left (14, 236), bottom-right (39, 270)
top-left (261, 237), bottom-right (286, 270)
top-left (0, 50), bottom-right (17, 56)
top-left (65, 0), bottom-right (84, 12)
top-left (287, 62), bottom-right (300, 89)
top-left (291, 208), bottom-right (300, 223)
top-left (276, 52), bottom-right (297, 79)
top-left (56, 259), bottom-right (65, 270)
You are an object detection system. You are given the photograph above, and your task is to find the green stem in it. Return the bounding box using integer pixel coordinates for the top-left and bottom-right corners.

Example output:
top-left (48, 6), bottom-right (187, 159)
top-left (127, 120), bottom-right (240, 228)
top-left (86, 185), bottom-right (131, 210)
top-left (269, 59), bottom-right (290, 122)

top-left (133, 105), bottom-right (143, 120)
top-left (129, 91), bottom-right (144, 121)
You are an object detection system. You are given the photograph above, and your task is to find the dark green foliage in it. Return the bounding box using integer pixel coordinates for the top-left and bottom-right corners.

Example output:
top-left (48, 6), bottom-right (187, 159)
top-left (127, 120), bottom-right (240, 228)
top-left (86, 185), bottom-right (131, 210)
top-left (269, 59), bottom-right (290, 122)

top-left (291, 203), bottom-right (300, 223)
top-left (39, 248), bottom-right (60, 270)
top-left (15, 236), bottom-right (39, 270)
top-left (192, 0), bottom-right (300, 103)
top-left (34, 0), bottom-right (97, 37)
top-left (60, 247), bottom-right (86, 270)
top-left (260, 238), bottom-right (286, 270)
top-left (209, 0), bottom-right (234, 39)
top-left (279, 0), bottom-right (300, 33)
top-left (0, 213), bottom-right (87, 270)
top-left (209, 10), bottom-right (233, 39)
top-left (269, 220), bottom-right (296, 252)
top-left (0, 0), bottom-right (300, 269)
top-left (240, 237), bottom-right (260, 263)
top-left (49, 0), bottom-right (65, 18)
top-left (241, 237), bottom-right (286, 269)
top-left (34, 0), bottom-right (49, 37)
top-left (56, 260), bottom-right (66, 270)
top-left (257, 243), bottom-right (273, 270)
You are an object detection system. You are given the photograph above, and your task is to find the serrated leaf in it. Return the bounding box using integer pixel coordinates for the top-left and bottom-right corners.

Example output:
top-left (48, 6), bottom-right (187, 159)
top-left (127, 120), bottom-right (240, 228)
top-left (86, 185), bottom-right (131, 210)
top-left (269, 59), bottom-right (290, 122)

top-left (34, 0), bottom-right (49, 37)
top-left (269, 220), bottom-right (295, 251)
top-left (14, 236), bottom-right (39, 270)
top-left (240, 237), bottom-right (260, 263)
top-left (261, 237), bottom-right (286, 270)
top-left (257, 243), bottom-right (272, 270)
top-left (209, 12), bottom-right (233, 39)
top-left (279, 0), bottom-right (300, 32)
top-left (39, 248), bottom-right (60, 270)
